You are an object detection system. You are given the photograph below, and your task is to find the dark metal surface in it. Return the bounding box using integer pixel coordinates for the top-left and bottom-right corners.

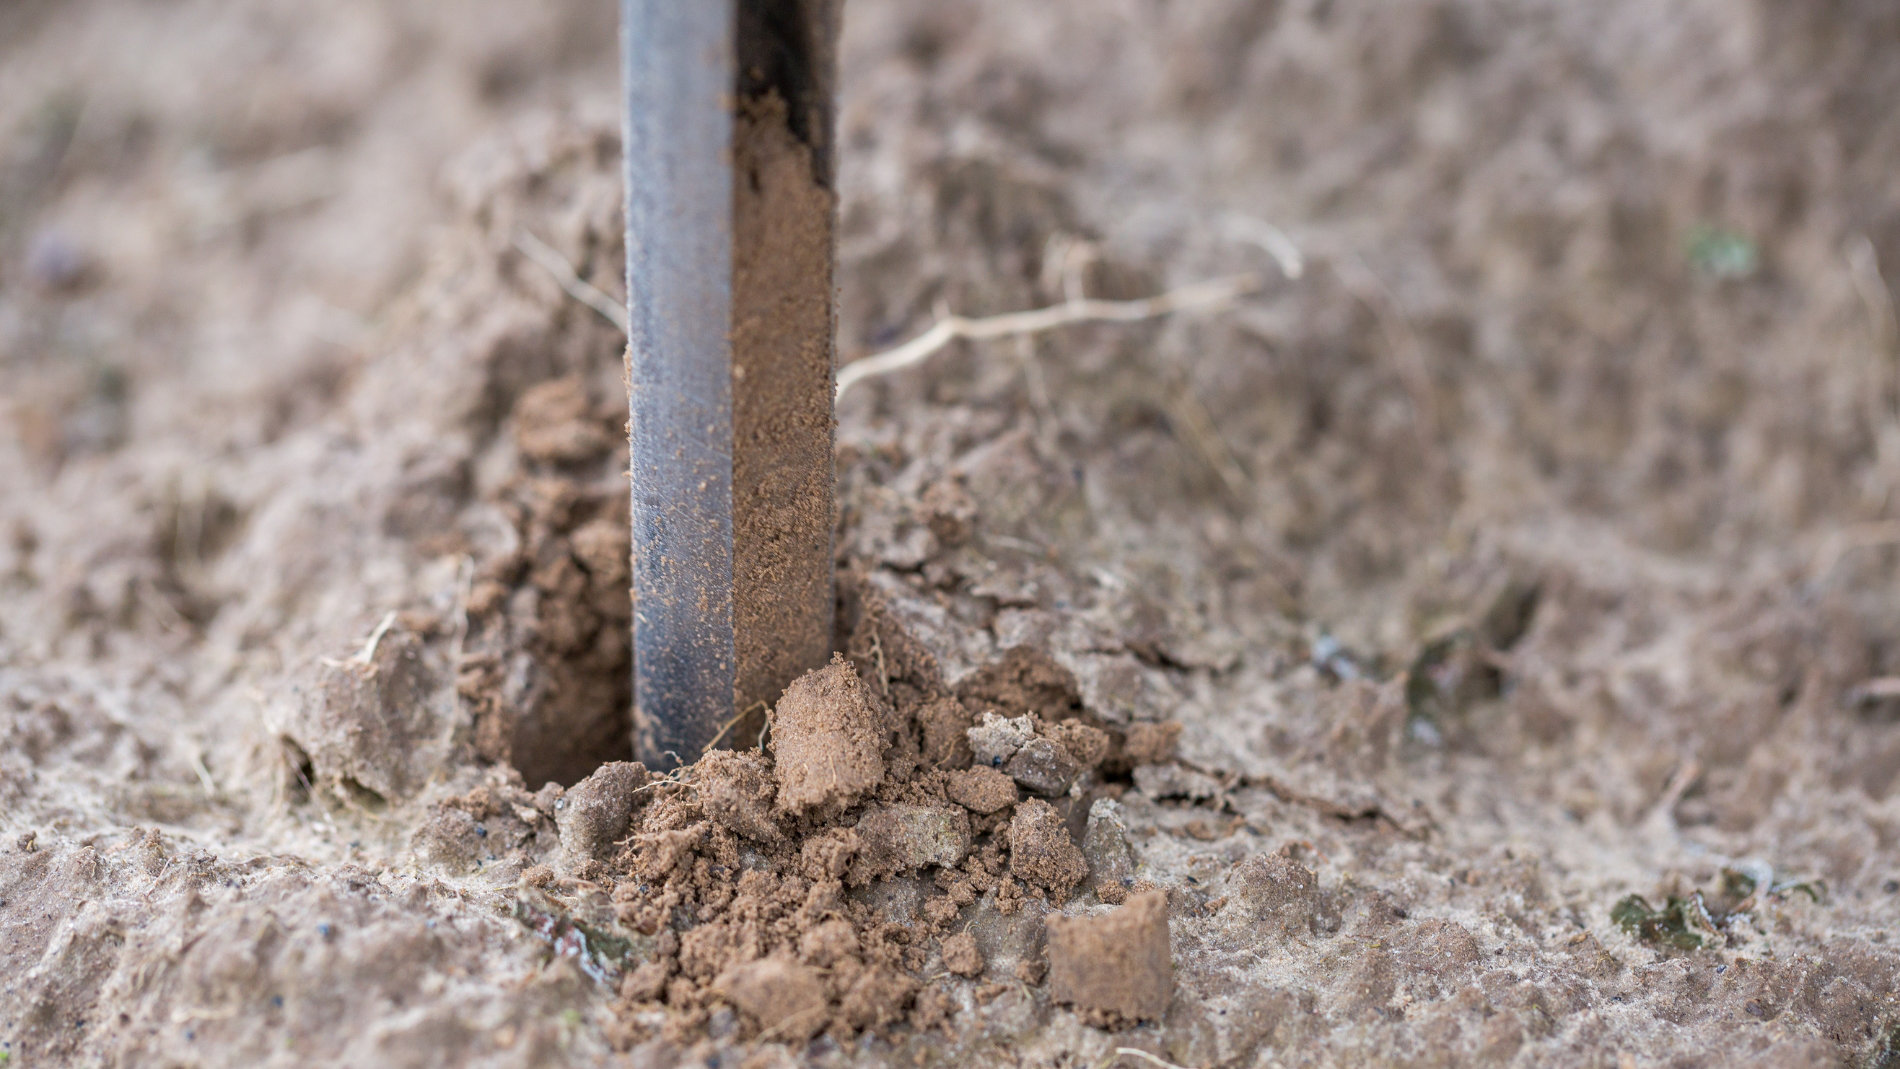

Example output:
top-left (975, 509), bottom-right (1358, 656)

top-left (623, 1), bottom-right (736, 769)
top-left (623, 0), bottom-right (839, 771)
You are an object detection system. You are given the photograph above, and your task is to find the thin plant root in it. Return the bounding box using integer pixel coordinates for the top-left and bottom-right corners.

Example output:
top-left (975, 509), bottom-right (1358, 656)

top-left (319, 611), bottom-right (398, 670)
top-left (1111, 1048), bottom-right (1196, 1069)
top-left (835, 273), bottom-right (1261, 399)
top-left (514, 228), bottom-right (629, 332)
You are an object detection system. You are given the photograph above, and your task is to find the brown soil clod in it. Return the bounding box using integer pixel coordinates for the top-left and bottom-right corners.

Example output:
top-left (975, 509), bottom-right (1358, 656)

top-left (556, 761), bottom-right (649, 863)
top-left (714, 956), bottom-right (830, 1043)
top-left (849, 802), bottom-right (972, 885)
top-left (915, 695), bottom-right (977, 770)
top-left (1046, 891), bottom-right (1174, 1025)
top-left (513, 376), bottom-right (614, 464)
top-left (940, 930), bottom-right (984, 977)
top-left (694, 749), bottom-right (783, 843)
top-left (1008, 797), bottom-right (1089, 897)
top-left (769, 654), bottom-right (887, 816)
top-left (945, 765), bottom-right (1020, 814)
top-left (1119, 720), bottom-right (1183, 767)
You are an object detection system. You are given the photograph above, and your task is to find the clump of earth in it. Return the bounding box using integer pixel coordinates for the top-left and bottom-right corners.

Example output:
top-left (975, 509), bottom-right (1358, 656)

top-left (4, 1), bottom-right (1900, 1067)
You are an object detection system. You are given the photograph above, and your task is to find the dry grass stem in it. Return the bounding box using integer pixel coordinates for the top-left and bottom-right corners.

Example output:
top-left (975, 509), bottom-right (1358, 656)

top-left (835, 273), bottom-right (1262, 398)
top-left (1222, 213), bottom-right (1306, 279)
top-left (514, 228), bottom-right (629, 332)
top-left (319, 610), bottom-right (397, 670)
top-left (1112, 1048), bottom-right (1197, 1069)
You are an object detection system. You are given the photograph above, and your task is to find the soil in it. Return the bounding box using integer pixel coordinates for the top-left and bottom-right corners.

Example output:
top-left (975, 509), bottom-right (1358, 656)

top-left (1047, 890), bottom-right (1174, 1025)
top-left (729, 90), bottom-right (837, 729)
top-left (4, 1), bottom-right (1900, 1068)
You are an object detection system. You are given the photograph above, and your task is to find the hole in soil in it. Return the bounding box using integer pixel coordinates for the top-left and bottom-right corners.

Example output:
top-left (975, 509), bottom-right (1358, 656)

top-left (280, 737), bottom-right (316, 804)
top-left (464, 375), bottom-right (634, 788)
top-left (462, 499), bottom-right (634, 788)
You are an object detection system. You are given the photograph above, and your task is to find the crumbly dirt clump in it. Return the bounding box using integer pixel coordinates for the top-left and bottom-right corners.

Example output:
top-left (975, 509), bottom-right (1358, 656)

top-left (586, 655), bottom-right (1138, 1046)
top-left (770, 655), bottom-right (888, 816)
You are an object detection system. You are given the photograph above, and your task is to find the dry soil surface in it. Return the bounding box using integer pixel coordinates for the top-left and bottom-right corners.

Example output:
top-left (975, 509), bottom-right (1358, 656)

top-left (3, 1), bottom-right (1899, 1067)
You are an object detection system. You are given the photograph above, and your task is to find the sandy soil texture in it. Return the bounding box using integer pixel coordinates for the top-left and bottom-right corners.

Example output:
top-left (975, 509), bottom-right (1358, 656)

top-left (3, 1), bottom-right (1899, 1066)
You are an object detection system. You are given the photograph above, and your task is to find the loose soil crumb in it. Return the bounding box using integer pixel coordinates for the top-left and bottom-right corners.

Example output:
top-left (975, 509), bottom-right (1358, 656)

top-left (1008, 798), bottom-right (1089, 898)
top-left (945, 765), bottom-right (1019, 814)
top-left (941, 930), bottom-right (984, 978)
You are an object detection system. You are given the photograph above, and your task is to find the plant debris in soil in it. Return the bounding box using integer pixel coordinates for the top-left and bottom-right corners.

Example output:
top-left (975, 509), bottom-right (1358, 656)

top-left (1612, 866), bottom-right (1826, 953)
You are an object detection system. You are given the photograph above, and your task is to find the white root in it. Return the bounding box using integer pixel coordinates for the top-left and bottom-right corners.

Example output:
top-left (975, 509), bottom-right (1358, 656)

top-left (835, 273), bottom-right (1261, 399)
top-left (513, 228), bottom-right (629, 333)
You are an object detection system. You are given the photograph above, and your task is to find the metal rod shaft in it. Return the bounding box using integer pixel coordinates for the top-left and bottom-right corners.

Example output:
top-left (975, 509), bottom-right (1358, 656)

top-left (623, 0), bottom-right (838, 770)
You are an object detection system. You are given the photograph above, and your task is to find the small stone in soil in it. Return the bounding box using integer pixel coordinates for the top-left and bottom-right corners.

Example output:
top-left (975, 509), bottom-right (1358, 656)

top-left (968, 711), bottom-right (1036, 767)
top-left (1082, 798), bottom-right (1136, 903)
top-left (1046, 891), bottom-right (1173, 1024)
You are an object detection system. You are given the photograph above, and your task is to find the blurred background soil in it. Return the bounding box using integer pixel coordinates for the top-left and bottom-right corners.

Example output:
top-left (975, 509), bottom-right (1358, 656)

top-left (2, 0), bottom-right (1898, 1066)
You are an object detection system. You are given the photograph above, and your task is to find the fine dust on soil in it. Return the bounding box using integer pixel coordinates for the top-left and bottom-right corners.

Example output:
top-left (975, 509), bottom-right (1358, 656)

top-left (5, 1), bottom-right (1900, 1068)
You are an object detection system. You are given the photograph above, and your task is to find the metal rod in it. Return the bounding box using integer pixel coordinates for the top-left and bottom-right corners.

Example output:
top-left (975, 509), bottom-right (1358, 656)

top-left (622, 0), bottom-right (839, 770)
